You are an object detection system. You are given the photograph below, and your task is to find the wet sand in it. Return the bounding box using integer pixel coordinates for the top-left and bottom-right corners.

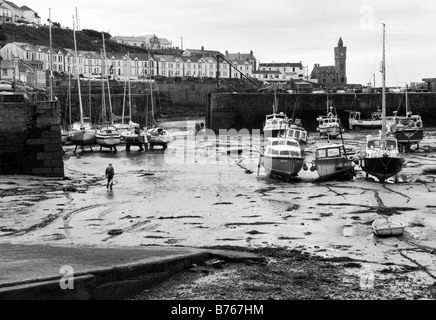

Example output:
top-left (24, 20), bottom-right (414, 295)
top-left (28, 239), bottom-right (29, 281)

top-left (1, 121), bottom-right (436, 298)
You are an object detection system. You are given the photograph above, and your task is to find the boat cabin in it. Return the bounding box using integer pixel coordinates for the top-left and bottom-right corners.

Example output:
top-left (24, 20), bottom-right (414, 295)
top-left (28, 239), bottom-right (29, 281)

top-left (265, 138), bottom-right (302, 157)
top-left (285, 126), bottom-right (307, 141)
top-left (316, 144), bottom-right (345, 159)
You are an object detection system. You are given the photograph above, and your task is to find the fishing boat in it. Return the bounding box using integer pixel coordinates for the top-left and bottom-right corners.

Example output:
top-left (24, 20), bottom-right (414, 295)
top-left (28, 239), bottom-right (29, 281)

top-left (311, 143), bottom-right (355, 181)
top-left (281, 119), bottom-right (308, 152)
top-left (67, 12), bottom-right (96, 150)
top-left (316, 98), bottom-right (344, 139)
top-left (262, 89), bottom-right (289, 138)
top-left (359, 23), bottom-right (404, 183)
top-left (259, 137), bottom-right (305, 182)
top-left (348, 110), bottom-right (383, 130)
top-left (372, 216), bottom-right (405, 237)
top-left (386, 85), bottom-right (424, 152)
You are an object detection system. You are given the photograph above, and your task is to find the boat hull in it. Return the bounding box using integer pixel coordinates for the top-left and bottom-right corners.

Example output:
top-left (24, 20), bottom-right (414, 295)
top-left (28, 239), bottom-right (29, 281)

top-left (314, 158), bottom-right (354, 181)
top-left (68, 130), bottom-right (96, 145)
top-left (261, 155), bottom-right (304, 180)
top-left (96, 136), bottom-right (122, 147)
top-left (317, 125), bottom-right (343, 138)
top-left (349, 119), bottom-right (383, 130)
top-left (391, 129), bottom-right (424, 146)
top-left (372, 218), bottom-right (405, 236)
top-left (360, 156), bottom-right (403, 182)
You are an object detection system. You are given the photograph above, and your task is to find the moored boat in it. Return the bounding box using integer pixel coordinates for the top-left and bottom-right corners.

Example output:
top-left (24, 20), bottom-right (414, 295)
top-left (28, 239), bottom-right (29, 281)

top-left (348, 110), bottom-right (383, 130)
top-left (147, 127), bottom-right (173, 149)
top-left (259, 137), bottom-right (305, 182)
top-left (263, 89), bottom-right (289, 138)
top-left (359, 23), bottom-right (404, 183)
top-left (95, 125), bottom-right (122, 151)
top-left (316, 98), bottom-right (344, 139)
top-left (312, 143), bottom-right (355, 181)
top-left (281, 119), bottom-right (308, 152)
top-left (386, 86), bottom-right (424, 152)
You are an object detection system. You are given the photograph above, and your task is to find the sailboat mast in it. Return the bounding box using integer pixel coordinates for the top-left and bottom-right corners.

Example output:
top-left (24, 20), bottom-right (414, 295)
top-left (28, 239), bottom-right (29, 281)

top-left (73, 11), bottom-right (83, 124)
top-left (127, 52), bottom-right (132, 124)
top-left (102, 33), bottom-right (113, 125)
top-left (405, 84), bottom-right (409, 114)
top-left (148, 51), bottom-right (154, 127)
top-left (381, 23), bottom-right (386, 142)
top-left (48, 8), bottom-right (53, 101)
top-left (101, 48), bottom-right (106, 123)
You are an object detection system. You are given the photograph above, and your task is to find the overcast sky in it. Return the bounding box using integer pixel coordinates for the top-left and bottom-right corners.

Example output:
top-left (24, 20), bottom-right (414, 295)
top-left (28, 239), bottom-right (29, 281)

top-left (21, 0), bottom-right (436, 87)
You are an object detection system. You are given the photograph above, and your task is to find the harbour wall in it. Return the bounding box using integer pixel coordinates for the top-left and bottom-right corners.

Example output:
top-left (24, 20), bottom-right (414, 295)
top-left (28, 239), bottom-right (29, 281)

top-left (0, 95), bottom-right (64, 177)
top-left (206, 93), bottom-right (436, 132)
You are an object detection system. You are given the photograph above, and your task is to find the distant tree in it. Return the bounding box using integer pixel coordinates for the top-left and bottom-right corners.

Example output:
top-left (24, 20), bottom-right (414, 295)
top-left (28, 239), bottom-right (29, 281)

top-left (52, 22), bottom-right (61, 28)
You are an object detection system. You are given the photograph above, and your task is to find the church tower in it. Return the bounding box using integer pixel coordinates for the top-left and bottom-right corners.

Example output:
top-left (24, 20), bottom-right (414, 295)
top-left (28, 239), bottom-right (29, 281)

top-left (334, 37), bottom-right (347, 85)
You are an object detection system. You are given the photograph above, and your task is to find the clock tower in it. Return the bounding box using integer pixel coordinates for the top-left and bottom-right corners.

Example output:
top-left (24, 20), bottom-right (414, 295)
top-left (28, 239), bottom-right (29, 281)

top-left (334, 37), bottom-right (347, 85)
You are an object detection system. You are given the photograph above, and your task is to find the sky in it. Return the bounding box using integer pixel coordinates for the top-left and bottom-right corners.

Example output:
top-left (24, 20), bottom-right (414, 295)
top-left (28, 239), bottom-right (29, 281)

top-left (19, 0), bottom-right (436, 87)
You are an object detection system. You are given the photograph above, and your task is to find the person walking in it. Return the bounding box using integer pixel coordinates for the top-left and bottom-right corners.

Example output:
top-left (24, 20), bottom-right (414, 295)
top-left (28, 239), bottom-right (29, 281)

top-left (105, 163), bottom-right (114, 190)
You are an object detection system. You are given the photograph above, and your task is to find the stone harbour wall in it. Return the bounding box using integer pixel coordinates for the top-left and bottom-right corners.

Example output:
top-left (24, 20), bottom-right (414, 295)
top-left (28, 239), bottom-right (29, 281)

top-left (207, 92), bottom-right (436, 132)
top-left (0, 95), bottom-right (64, 177)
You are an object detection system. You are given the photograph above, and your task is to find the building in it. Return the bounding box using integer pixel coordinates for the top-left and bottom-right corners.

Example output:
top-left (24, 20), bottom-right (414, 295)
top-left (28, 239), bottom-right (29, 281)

top-left (0, 1), bottom-right (40, 25)
top-left (110, 34), bottom-right (172, 50)
top-left (253, 62), bottom-right (304, 84)
top-left (225, 50), bottom-right (257, 71)
top-left (310, 37), bottom-right (347, 88)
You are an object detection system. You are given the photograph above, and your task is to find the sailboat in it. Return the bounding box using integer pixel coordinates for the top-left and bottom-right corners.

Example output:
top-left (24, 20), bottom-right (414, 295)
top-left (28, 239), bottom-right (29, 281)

top-left (95, 34), bottom-right (122, 152)
top-left (120, 52), bottom-right (148, 151)
top-left (68, 10), bottom-right (96, 150)
top-left (262, 89), bottom-right (289, 138)
top-left (145, 65), bottom-right (173, 149)
top-left (316, 96), bottom-right (344, 139)
top-left (359, 23), bottom-right (404, 183)
top-left (348, 94), bottom-right (383, 130)
top-left (386, 84), bottom-right (424, 152)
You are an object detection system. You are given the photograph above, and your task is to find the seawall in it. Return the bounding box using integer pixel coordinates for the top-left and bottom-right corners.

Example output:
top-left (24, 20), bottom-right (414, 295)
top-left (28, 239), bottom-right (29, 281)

top-left (0, 94), bottom-right (64, 177)
top-left (206, 92), bottom-right (436, 132)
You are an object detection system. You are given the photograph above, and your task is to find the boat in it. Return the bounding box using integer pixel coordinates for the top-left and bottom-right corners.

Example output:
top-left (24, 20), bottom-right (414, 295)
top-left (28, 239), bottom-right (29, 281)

top-left (316, 97), bottom-right (344, 139)
top-left (280, 118), bottom-right (308, 152)
top-left (61, 128), bottom-right (68, 144)
top-left (359, 23), bottom-right (404, 183)
top-left (348, 110), bottom-right (383, 130)
top-left (67, 12), bottom-right (96, 150)
top-left (147, 127), bottom-right (173, 149)
top-left (312, 143), bottom-right (356, 181)
top-left (259, 137), bottom-right (305, 182)
top-left (95, 125), bottom-right (122, 151)
top-left (95, 34), bottom-right (122, 152)
top-left (262, 89), bottom-right (289, 138)
top-left (386, 85), bottom-right (424, 152)
top-left (372, 216), bottom-right (405, 236)
top-left (121, 124), bottom-right (148, 151)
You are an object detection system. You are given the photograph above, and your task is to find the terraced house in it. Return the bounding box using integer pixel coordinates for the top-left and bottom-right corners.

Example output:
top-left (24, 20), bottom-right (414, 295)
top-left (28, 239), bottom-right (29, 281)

top-left (0, 1), bottom-right (40, 25)
top-left (0, 41), bottom-right (256, 85)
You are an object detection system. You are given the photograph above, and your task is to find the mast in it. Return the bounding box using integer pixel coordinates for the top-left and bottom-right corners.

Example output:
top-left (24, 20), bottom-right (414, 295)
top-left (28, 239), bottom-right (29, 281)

top-left (48, 8), bottom-right (53, 100)
top-left (148, 51), bottom-right (154, 127)
top-left (405, 84), bottom-right (409, 114)
top-left (381, 23), bottom-right (386, 142)
top-left (102, 33), bottom-right (113, 125)
top-left (73, 10), bottom-right (83, 124)
top-left (101, 48), bottom-right (106, 124)
top-left (127, 51), bottom-right (132, 124)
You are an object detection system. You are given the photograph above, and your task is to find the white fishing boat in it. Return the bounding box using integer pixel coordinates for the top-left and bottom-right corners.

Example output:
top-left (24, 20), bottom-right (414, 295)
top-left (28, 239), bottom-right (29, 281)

top-left (386, 85), bottom-right (424, 152)
top-left (359, 23), bottom-right (404, 183)
top-left (348, 110), bottom-right (383, 130)
top-left (259, 137), bottom-right (305, 182)
top-left (372, 216), bottom-right (405, 237)
top-left (316, 98), bottom-right (344, 139)
top-left (263, 89), bottom-right (289, 138)
top-left (311, 144), bottom-right (355, 181)
top-left (281, 119), bottom-right (308, 152)
top-left (121, 124), bottom-right (148, 151)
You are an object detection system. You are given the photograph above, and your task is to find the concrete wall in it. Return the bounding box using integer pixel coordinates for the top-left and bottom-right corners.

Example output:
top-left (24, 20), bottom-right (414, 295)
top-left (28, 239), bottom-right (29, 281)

top-left (0, 95), bottom-right (64, 177)
top-left (207, 92), bottom-right (436, 132)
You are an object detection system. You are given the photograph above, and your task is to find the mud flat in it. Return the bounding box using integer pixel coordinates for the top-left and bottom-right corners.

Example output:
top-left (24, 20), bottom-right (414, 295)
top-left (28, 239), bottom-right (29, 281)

top-left (1, 126), bottom-right (436, 299)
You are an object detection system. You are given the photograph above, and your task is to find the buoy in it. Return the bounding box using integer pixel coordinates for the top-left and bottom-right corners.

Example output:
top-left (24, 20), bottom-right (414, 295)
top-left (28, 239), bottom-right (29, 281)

top-left (310, 166), bottom-right (315, 172)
